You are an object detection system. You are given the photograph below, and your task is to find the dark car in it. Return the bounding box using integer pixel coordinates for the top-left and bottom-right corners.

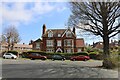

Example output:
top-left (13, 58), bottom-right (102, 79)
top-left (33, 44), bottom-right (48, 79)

top-left (70, 55), bottom-right (90, 61)
top-left (51, 55), bottom-right (66, 61)
top-left (28, 53), bottom-right (47, 60)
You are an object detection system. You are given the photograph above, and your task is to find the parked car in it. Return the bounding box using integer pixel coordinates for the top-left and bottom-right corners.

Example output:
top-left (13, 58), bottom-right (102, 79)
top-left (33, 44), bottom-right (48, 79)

top-left (3, 53), bottom-right (17, 59)
top-left (70, 55), bottom-right (90, 61)
top-left (51, 55), bottom-right (66, 61)
top-left (28, 53), bottom-right (47, 60)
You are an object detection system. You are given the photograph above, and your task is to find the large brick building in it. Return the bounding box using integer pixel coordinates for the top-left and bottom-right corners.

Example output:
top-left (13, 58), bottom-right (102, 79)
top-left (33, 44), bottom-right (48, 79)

top-left (32, 24), bottom-right (85, 53)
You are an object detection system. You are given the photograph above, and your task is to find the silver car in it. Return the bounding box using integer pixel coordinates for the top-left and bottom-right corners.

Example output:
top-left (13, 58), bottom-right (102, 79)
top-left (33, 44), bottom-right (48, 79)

top-left (3, 53), bottom-right (17, 59)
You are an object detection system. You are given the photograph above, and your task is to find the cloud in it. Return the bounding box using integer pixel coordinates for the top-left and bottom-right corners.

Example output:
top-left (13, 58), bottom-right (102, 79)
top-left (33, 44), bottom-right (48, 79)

top-left (32, 2), bottom-right (55, 15)
top-left (1, 2), bottom-right (68, 27)
top-left (2, 2), bottom-right (32, 27)
top-left (56, 6), bottom-right (67, 12)
top-left (1, 0), bottom-right (70, 2)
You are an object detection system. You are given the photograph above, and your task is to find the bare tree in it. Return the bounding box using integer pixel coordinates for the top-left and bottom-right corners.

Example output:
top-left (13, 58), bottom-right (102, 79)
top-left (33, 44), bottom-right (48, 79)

top-left (68, 2), bottom-right (120, 68)
top-left (2, 25), bottom-right (21, 51)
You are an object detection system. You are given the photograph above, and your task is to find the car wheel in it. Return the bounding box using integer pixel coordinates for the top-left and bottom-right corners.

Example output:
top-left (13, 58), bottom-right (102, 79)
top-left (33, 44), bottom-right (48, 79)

top-left (3, 57), bottom-right (5, 59)
top-left (84, 59), bottom-right (87, 61)
top-left (11, 57), bottom-right (14, 59)
top-left (52, 59), bottom-right (54, 61)
top-left (73, 59), bottom-right (76, 61)
top-left (42, 58), bottom-right (46, 60)
top-left (31, 58), bottom-right (35, 60)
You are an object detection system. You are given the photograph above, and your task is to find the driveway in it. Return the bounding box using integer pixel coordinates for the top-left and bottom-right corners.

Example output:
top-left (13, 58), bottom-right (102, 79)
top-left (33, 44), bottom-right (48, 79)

top-left (1, 59), bottom-right (119, 79)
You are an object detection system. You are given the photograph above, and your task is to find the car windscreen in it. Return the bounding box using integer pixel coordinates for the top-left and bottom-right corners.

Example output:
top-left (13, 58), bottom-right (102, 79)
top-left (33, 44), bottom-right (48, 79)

top-left (5, 53), bottom-right (11, 55)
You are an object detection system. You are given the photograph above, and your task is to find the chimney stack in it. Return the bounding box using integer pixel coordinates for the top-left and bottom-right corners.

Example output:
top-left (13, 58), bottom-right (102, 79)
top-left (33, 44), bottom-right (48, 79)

top-left (73, 27), bottom-right (75, 34)
top-left (43, 24), bottom-right (46, 35)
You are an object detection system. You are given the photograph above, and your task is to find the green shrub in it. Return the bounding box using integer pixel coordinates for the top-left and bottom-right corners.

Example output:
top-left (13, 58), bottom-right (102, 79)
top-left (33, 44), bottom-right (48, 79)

top-left (89, 54), bottom-right (97, 59)
top-left (21, 52), bottom-right (29, 58)
top-left (76, 52), bottom-right (89, 56)
top-left (104, 56), bottom-right (119, 69)
top-left (7, 51), bottom-right (18, 56)
top-left (103, 51), bottom-right (119, 69)
top-left (89, 51), bottom-right (99, 54)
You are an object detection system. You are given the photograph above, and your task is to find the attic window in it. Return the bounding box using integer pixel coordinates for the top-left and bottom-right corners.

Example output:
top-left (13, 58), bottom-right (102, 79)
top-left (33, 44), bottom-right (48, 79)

top-left (100, 43), bottom-right (102, 45)
top-left (66, 31), bottom-right (72, 37)
top-left (48, 31), bottom-right (53, 37)
top-left (58, 34), bottom-right (61, 37)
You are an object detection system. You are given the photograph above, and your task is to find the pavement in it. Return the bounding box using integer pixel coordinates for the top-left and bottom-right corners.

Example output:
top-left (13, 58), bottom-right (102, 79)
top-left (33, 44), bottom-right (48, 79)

top-left (1, 59), bottom-right (119, 79)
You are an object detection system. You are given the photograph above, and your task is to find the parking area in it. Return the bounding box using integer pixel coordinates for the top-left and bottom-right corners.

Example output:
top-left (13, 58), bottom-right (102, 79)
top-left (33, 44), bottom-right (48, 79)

top-left (1, 59), bottom-right (118, 78)
top-left (2, 59), bottom-right (103, 67)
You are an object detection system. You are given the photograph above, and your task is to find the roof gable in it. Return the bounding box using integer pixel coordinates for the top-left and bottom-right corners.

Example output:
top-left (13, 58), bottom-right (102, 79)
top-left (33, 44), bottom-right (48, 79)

top-left (43, 29), bottom-right (66, 37)
top-left (34, 38), bottom-right (41, 42)
top-left (62, 28), bottom-right (76, 37)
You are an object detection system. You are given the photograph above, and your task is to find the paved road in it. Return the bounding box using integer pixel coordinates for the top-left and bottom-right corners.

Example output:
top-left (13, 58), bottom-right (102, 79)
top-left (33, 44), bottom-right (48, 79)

top-left (1, 59), bottom-right (118, 78)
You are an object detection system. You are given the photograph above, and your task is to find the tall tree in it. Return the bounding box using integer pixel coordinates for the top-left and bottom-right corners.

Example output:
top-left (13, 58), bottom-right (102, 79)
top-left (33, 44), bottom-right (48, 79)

top-left (2, 25), bottom-right (21, 51)
top-left (68, 2), bottom-right (120, 68)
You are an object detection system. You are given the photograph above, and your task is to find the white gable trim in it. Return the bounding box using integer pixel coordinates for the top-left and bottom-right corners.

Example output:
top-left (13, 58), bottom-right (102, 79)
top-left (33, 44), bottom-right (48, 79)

top-left (56, 48), bottom-right (63, 52)
top-left (47, 30), bottom-right (53, 33)
top-left (62, 28), bottom-right (76, 37)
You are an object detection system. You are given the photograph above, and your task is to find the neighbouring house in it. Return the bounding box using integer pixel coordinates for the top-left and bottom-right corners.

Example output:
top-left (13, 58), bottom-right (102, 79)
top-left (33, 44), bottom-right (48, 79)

top-left (32, 24), bottom-right (85, 53)
top-left (0, 42), bottom-right (32, 54)
top-left (93, 40), bottom-right (119, 50)
top-left (32, 38), bottom-right (42, 50)
top-left (93, 42), bottom-right (103, 50)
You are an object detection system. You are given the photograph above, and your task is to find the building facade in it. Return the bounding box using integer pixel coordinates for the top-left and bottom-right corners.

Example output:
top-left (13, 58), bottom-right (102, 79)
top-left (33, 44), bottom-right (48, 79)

top-left (0, 42), bottom-right (32, 53)
top-left (32, 24), bottom-right (85, 53)
top-left (92, 40), bottom-right (119, 50)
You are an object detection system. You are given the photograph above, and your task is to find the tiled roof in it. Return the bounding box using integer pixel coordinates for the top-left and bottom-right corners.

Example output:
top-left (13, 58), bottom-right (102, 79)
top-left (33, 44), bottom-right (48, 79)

top-left (93, 42), bottom-right (103, 49)
top-left (76, 38), bottom-right (85, 47)
top-left (43, 29), bottom-right (66, 37)
top-left (1, 43), bottom-right (32, 48)
top-left (14, 44), bottom-right (32, 48)
top-left (0, 42), bottom-right (8, 46)
top-left (34, 38), bottom-right (42, 42)
top-left (93, 41), bottom-right (119, 49)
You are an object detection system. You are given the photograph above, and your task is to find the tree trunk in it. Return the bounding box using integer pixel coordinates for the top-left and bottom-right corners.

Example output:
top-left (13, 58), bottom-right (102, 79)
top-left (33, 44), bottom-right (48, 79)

top-left (102, 36), bottom-right (115, 69)
top-left (11, 43), bottom-right (14, 50)
top-left (8, 44), bottom-right (10, 51)
top-left (103, 35), bottom-right (110, 58)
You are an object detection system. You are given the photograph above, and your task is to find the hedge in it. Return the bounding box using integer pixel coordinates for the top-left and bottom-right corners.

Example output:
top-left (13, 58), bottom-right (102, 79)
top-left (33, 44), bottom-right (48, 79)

top-left (7, 51), bottom-right (18, 56)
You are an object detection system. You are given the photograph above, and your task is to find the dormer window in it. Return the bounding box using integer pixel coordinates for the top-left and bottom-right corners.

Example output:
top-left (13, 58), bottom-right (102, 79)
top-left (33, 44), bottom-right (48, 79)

top-left (58, 34), bottom-right (61, 37)
top-left (48, 31), bottom-right (53, 37)
top-left (66, 31), bottom-right (72, 37)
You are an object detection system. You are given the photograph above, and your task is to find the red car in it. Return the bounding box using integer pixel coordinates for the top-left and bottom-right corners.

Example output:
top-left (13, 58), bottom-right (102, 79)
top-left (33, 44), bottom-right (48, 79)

top-left (28, 53), bottom-right (47, 60)
top-left (70, 55), bottom-right (90, 61)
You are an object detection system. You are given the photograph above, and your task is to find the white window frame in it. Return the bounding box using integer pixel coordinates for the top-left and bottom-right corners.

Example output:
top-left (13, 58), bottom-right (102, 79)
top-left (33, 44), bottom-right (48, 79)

top-left (36, 42), bottom-right (40, 49)
top-left (78, 49), bottom-right (81, 52)
top-left (67, 40), bottom-right (71, 46)
top-left (46, 49), bottom-right (54, 52)
top-left (46, 40), bottom-right (53, 47)
top-left (48, 31), bottom-right (53, 37)
top-left (57, 40), bottom-right (61, 46)
top-left (66, 31), bottom-right (72, 37)
top-left (58, 34), bottom-right (61, 37)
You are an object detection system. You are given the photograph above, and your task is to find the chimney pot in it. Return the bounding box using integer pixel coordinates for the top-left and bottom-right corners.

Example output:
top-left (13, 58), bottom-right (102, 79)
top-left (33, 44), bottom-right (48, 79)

top-left (73, 27), bottom-right (75, 34)
top-left (43, 24), bottom-right (46, 35)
